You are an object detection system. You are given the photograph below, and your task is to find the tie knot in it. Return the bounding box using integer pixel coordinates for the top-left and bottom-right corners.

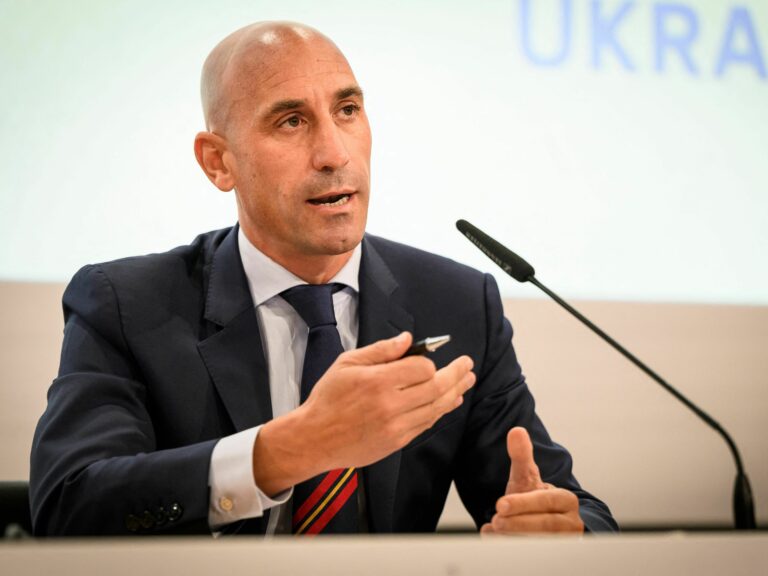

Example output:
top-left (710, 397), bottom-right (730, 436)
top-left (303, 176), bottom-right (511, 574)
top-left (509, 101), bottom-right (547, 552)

top-left (281, 283), bottom-right (343, 329)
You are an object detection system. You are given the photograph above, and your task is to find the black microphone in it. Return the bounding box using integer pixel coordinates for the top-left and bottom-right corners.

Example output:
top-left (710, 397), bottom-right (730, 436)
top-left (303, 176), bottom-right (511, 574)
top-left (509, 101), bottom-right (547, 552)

top-left (456, 219), bottom-right (757, 530)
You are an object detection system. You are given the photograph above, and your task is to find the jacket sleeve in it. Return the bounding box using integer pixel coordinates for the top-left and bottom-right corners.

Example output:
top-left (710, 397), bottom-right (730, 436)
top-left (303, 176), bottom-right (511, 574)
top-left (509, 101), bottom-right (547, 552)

top-left (29, 265), bottom-right (217, 536)
top-left (453, 273), bottom-right (618, 533)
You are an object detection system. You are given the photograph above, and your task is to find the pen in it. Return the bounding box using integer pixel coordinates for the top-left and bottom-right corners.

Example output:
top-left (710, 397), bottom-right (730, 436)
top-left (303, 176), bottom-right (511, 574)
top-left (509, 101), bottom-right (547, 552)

top-left (402, 335), bottom-right (451, 357)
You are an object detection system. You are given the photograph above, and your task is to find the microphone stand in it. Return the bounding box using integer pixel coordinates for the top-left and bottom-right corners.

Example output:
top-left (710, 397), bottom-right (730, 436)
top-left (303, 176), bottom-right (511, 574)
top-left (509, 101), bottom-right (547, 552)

top-left (457, 219), bottom-right (756, 530)
top-left (528, 275), bottom-right (755, 530)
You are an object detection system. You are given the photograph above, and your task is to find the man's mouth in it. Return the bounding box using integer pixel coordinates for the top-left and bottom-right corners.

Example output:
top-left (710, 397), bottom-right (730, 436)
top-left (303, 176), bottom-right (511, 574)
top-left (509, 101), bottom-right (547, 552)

top-left (308, 193), bottom-right (352, 207)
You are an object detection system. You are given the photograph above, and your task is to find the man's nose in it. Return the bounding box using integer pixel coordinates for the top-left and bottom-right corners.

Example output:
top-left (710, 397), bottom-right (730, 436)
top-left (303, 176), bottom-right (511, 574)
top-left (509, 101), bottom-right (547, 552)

top-left (311, 118), bottom-right (351, 172)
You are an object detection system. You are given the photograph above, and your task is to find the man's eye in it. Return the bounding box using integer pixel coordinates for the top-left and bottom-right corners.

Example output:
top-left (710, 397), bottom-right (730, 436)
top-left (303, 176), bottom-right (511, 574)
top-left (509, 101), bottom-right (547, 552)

top-left (282, 115), bottom-right (301, 128)
top-left (340, 104), bottom-right (359, 117)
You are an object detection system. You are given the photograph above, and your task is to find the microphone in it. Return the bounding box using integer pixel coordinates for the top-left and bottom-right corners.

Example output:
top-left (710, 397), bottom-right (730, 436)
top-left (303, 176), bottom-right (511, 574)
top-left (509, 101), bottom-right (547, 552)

top-left (456, 219), bottom-right (757, 530)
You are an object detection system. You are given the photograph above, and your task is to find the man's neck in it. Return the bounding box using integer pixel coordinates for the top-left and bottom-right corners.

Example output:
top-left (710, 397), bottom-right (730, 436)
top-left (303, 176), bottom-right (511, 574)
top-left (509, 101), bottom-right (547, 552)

top-left (271, 252), bottom-right (354, 285)
top-left (239, 226), bottom-right (357, 285)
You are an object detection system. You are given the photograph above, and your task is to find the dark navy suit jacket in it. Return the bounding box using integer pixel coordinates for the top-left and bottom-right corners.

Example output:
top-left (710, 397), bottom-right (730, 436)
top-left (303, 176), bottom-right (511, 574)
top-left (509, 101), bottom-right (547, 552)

top-left (30, 226), bottom-right (617, 535)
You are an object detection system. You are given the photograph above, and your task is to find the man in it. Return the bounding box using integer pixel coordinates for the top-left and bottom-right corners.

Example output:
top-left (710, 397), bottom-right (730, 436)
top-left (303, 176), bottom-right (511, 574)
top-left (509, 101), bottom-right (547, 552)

top-left (30, 22), bottom-right (616, 536)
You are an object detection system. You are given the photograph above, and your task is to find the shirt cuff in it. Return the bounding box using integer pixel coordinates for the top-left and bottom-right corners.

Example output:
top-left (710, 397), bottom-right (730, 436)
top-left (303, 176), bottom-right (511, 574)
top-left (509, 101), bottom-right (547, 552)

top-left (208, 426), bottom-right (292, 529)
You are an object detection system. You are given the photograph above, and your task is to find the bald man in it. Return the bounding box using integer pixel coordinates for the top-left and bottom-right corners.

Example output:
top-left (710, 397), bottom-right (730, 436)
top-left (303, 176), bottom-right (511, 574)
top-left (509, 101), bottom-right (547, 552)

top-left (30, 22), bottom-right (617, 536)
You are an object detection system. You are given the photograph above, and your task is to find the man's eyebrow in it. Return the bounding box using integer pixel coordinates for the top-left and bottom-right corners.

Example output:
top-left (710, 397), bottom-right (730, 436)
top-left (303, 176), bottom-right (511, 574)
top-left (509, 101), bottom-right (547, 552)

top-left (336, 86), bottom-right (364, 101)
top-left (263, 87), bottom-right (364, 118)
top-left (266, 99), bottom-right (305, 117)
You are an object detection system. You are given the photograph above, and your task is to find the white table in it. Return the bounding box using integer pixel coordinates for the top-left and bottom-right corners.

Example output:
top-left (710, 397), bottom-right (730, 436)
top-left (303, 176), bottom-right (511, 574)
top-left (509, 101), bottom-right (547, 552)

top-left (2, 533), bottom-right (766, 576)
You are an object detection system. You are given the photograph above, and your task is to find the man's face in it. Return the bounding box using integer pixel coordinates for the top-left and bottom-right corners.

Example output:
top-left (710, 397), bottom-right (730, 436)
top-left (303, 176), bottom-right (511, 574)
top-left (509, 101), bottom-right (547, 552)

top-left (222, 35), bottom-right (371, 267)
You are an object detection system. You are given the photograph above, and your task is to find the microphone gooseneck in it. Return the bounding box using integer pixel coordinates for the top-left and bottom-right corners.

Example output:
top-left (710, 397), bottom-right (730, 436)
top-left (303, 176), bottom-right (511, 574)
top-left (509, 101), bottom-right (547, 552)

top-left (456, 219), bottom-right (756, 530)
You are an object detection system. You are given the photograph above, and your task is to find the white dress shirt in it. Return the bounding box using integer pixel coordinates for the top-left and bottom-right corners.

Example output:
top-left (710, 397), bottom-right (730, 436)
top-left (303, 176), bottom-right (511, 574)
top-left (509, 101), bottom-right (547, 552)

top-left (207, 227), bottom-right (361, 532)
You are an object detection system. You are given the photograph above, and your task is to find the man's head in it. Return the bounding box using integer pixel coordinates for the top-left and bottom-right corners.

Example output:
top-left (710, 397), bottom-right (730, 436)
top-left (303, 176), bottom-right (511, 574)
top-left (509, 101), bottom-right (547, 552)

top-left (194, 22), bottom-right (371, 282)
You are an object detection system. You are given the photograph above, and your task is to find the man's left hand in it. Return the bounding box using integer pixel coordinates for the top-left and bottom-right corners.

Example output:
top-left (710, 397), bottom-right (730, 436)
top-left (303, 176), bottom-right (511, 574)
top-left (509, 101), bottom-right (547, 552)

top-left (480, 427), bottom-right (584, 535)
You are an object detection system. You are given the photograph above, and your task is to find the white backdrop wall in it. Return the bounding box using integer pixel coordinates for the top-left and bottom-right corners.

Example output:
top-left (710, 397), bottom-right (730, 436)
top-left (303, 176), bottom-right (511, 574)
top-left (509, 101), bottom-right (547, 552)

top-left (1, 0), bottom-right (766, 304)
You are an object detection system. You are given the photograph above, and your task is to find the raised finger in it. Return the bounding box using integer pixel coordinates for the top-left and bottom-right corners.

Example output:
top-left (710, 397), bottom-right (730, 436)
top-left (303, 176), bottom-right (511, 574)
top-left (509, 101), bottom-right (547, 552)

top-left (506, 427), bottom-right (545, 493)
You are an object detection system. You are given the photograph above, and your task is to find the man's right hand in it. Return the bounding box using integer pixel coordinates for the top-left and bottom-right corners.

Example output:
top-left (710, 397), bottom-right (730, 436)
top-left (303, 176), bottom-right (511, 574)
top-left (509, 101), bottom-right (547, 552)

top-left (252, 332), bottom-right (475, 496)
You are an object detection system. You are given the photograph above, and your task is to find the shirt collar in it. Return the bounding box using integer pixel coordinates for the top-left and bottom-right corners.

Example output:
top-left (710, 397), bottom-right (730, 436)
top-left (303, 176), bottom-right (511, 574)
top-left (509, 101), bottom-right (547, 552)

top-left (237, 226), bottom-right (361, 307)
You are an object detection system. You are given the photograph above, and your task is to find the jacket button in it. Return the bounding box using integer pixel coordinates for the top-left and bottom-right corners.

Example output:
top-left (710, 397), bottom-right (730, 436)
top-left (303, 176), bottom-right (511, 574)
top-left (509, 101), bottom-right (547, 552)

top-left (125, 514), bottom-right (140, 532)
top-left (140, 510), bottom-right (155, 529)
top-left (168, 502), bottom-right (183, 523)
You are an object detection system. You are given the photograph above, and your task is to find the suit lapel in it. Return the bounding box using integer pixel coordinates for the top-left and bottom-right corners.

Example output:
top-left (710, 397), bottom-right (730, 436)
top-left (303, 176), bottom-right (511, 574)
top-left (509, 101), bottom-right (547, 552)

top-left (358, 237), bottom-right (414, 533)
top-left (197, 226), bottom-right (273, 432)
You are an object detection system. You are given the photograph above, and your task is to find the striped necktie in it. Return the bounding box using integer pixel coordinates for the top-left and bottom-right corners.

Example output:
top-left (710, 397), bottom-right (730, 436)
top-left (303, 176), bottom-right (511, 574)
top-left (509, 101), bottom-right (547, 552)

top-left (281, 283), bottom-right (359, 535)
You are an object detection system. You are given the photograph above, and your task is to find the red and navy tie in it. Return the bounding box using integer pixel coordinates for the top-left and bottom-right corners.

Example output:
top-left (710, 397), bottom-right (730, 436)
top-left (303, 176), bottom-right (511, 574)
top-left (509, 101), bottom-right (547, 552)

top-left (281, 283), bottom-right (359, 535)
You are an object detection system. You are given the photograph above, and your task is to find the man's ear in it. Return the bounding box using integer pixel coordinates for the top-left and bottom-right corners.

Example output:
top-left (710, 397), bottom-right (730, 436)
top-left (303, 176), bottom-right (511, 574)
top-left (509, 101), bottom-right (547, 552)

top-left (194, 131), bottom-right (236, 191)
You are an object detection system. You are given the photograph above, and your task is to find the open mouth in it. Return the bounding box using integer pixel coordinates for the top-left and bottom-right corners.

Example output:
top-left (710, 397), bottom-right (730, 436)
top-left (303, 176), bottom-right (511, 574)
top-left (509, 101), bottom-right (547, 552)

top-left (308, 193), bottom-right (352, 207)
